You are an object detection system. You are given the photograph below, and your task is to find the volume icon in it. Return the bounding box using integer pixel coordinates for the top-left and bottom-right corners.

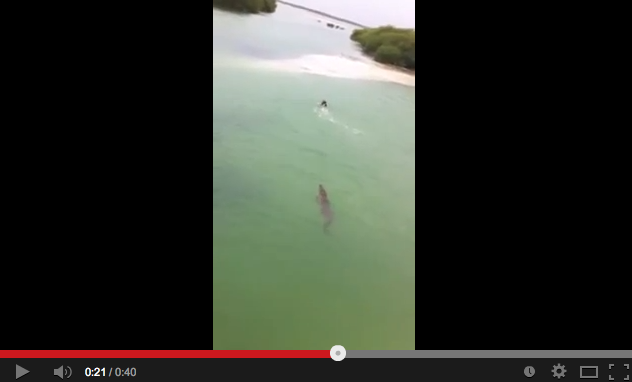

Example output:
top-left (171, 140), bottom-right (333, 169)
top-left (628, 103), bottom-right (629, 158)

top-left (54, 365), bottom-right (72, 379)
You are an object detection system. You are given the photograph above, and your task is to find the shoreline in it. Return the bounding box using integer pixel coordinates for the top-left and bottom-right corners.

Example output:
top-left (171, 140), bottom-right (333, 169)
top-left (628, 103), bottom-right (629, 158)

top-left (276, 1), bottom-right (415, 77)
top-left (276, 0), bottom-right (368, 28)
top-left (374, 61), bottom-right (415, 76)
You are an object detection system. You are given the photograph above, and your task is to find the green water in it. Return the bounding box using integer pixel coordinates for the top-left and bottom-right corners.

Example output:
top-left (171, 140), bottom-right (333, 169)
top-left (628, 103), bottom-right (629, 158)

top-left (213, 5), bottom-right (415, 350)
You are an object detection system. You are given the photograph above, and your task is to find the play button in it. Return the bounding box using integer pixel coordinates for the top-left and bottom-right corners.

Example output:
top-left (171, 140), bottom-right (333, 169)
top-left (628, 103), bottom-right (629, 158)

top-left (16, 364), bottom-right (30, 379)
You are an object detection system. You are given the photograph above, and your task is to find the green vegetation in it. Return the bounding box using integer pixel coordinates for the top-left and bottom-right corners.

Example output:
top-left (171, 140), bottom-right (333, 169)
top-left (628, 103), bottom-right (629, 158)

top-left (213, 0), bottom-right (277, 14)
top-left (351, 26), bottom-right (415, 71)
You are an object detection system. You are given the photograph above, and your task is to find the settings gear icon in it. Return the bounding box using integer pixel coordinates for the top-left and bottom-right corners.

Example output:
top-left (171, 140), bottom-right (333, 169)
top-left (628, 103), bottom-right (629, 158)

top-left (552, 363), bottom-right (566, 379)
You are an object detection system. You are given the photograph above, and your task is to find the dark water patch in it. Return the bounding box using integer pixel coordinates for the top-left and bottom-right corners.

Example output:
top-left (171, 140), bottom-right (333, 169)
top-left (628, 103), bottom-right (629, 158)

top-left (231, 40), bottom-right (283, 60)
top-left (299, 146), bottom-right (327, 158)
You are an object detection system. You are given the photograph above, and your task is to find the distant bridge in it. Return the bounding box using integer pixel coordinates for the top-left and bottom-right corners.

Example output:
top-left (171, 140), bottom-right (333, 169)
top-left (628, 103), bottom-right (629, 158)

top-left (276, 0), bottom-right (369, 28)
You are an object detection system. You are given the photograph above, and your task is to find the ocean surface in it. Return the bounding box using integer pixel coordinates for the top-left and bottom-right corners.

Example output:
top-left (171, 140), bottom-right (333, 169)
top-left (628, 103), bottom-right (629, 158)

top-left (213, 4), bottom-right (415, 350)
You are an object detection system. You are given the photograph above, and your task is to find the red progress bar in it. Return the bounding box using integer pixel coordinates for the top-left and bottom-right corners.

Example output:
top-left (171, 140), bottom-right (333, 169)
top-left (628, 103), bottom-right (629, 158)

top-left (0, 350), bottom-right (331, 358)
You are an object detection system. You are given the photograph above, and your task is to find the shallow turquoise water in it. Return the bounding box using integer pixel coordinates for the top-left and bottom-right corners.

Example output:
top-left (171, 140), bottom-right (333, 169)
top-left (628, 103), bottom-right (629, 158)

top-left (213, 5), bottom-right (415, 350)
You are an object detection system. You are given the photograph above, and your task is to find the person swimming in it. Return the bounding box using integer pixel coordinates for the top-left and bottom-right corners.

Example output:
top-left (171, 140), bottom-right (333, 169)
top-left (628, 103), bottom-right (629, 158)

top-left (319, 100), bottom-right (328, 108)
top-left (316, 184), bottom-right (333, 232)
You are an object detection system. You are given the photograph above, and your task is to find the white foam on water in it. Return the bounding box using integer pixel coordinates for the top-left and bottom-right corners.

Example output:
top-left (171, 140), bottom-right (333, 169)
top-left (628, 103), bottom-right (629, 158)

top-left (314, 107), bottom-right (362, 135)
top-left (258, 54), bottom-right (415, 87)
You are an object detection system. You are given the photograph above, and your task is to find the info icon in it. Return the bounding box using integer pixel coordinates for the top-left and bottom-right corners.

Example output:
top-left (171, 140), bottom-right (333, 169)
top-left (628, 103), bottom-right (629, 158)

top-left (330, 345), bottom-right (346, 361)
